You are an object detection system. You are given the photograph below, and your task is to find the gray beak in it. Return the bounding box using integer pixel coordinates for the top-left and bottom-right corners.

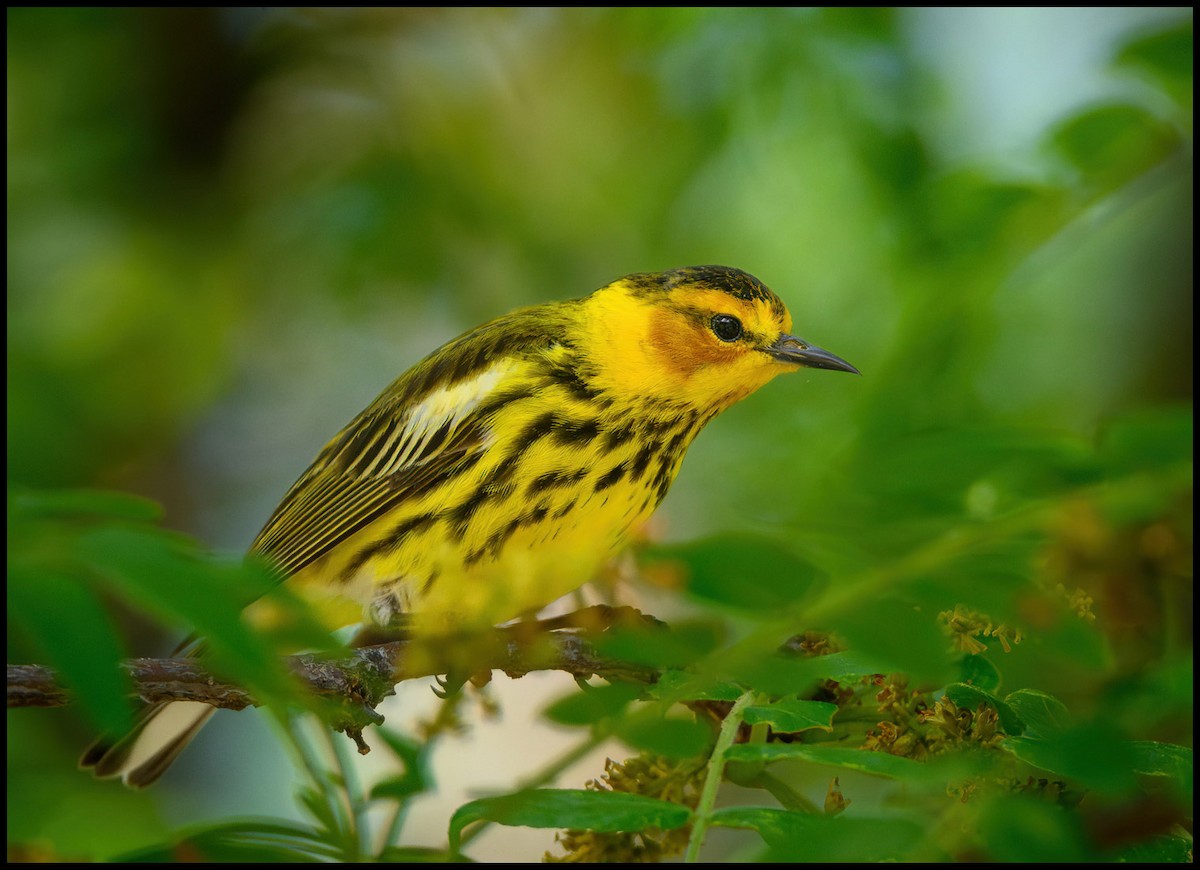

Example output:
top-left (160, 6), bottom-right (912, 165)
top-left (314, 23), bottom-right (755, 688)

top-left (764, 334), bottom-right (860, 374)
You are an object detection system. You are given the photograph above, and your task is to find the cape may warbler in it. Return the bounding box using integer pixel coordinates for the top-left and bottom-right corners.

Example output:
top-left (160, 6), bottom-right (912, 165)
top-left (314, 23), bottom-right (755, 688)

top-left (83, 265), bottom-right (857, 786)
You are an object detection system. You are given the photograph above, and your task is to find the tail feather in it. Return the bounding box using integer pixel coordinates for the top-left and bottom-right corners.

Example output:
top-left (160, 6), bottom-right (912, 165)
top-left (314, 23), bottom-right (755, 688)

top-left (80, 701), bottom-right (215, 788)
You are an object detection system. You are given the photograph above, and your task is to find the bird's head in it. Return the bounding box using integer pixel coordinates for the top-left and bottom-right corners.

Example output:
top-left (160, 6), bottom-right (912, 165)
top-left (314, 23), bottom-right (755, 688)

top-left (578, 265), bottom-right (858, 413)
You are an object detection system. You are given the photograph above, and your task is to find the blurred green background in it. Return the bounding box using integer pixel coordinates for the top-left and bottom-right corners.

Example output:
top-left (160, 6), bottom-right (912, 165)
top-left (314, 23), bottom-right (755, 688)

top-left (7, 7), bottom-right (1192, 862)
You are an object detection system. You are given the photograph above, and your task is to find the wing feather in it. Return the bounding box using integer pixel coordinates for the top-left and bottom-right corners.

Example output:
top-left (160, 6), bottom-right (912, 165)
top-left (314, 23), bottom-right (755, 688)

top-left (250, 357), bottom-right (519, 578)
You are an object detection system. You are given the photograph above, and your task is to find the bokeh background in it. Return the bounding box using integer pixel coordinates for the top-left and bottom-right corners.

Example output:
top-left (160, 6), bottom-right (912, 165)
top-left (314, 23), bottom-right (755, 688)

top-left (7, 7), bottom-right (1192, 862)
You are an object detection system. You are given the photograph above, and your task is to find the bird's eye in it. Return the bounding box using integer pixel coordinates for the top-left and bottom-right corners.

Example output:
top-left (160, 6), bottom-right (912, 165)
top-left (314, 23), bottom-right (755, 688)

top-left (710, 314), bottom-right (743, 342)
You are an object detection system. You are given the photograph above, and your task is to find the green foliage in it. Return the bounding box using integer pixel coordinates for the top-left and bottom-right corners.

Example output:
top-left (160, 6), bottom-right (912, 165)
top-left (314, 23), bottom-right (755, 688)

top-left (725, 743), bottom-right (931, 781)
top-left (973, 795), bottom-right (1090, 862)
top-left (8, 487), bottom-right (338, 733)
top-left (543, 680), bottom-right (644, 726)
top-left (1114, 18), bottom-right (1194, 114)
top-left (710, 806), bottom-right (927, 862)
top-left (6, 712), bottom-right (171, 861)
top-left (943, 683), bottom-right (1025, 736)
top-left (7, 7), bottom-right (1192, 864)
top-left (741, 699), bottom-right (838, 734)
top-left (119, 820), bottom-right (349, 863)
top-left (641, 534), bottom-right (824, 613)
top-left (1049, 104), bottom-right (1184, 191)
top-left (449, 789), bottom-right (692, 854)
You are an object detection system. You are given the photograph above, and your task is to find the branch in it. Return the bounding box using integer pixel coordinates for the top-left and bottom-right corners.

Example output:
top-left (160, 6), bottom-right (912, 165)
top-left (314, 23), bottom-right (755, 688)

top-left (7, 622), bottom-right (662, 718)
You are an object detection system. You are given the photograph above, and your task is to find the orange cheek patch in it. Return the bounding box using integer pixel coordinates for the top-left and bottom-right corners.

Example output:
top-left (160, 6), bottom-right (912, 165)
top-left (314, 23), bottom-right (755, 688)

top-left (646, 309), bottom-right (737, 380)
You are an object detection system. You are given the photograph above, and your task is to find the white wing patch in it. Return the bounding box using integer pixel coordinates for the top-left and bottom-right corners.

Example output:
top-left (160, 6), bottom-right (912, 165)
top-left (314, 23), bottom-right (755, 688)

top-left (354, 360), bottom-right (514, 478)
top-left (250, 357), bottom-right (521, 578)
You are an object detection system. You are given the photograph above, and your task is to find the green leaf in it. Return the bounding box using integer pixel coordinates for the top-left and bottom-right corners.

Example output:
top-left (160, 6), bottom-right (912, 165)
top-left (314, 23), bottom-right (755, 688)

top-left (742, 699), bottom-right (837, 734)
top-left (955, 653), bottom-right (1002, 692)
top-left (647, 669), bottom-right (744, 703)
top-left (7, 489), bottom-right (335, 719)
top-left (923, 174), bottom-right (1063, 258)
top-left (910, 544), bottom-right (1042, 624)
top-left (710, 806), bottom-right (926, 861)
top-left (943, 683), bottom-right (1024, 736)
top-left (974, 795), bottom-right (1089, 862)
top-left (5, 712), bottom-right (171, 859)
top-left (848, 425), bottom-right (1096, 522)
top-left (296, 786), bottom-right (340, 835)
top-left (1116, 19), bottom-right (1193, 78)
top-left (1048, 103), bottom-right (1182, 190)
top-left (376, 846), bottom-right (473, 863)
top-left (447, 789), bottom-right (690, 853)
top-left (1128, 740), bottom-right (1192, 799)
top-left (369, 730), bottom-right (431, 802)
top-left (75, 526), bottom-right (332, 710)
top-left (725, 743), bottom-right (929, 781)
top-left (834, 595), bottom-right (955, 686)
top-left (642, 533), bottom-right (823, 612)
top-left (593, 619), bottom-right (724, 669)
top-left (542, 681), bottom-right (644, 726)
top-left (8, 486), bottom-right (164, 523)
top-left (1114, 19), bottom-right (1193, 110)
top-left (1099, 406), bottom-right (1193, 477)
top-left (803, 649), bottom-right (894, 679)
top-left (724, 648), bottom-right (893, 698)
top-left (1109, 835), bottom-right (1194, 864)
top-left (615, 714), bottom-right (713, 759)
top-left (1003, 721), bottom-right (1139, 794)
top-left (1004, 689), bottom-right (1070, 738)
top-left (117, 820), bottom-right (345, 863)
top-left (720, 654), bottom-right (832, 697)
top-left (6, 568), bottom-right (132, 734)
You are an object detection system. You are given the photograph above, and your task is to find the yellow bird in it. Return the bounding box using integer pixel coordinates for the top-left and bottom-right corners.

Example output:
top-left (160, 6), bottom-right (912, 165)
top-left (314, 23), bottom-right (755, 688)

top-left (82, 265), bottom-right (858, 786)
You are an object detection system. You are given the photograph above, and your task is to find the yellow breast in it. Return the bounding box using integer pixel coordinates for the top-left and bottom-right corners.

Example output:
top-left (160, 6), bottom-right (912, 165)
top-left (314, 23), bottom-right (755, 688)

top-left (278, 370), bottom-right (702, 631)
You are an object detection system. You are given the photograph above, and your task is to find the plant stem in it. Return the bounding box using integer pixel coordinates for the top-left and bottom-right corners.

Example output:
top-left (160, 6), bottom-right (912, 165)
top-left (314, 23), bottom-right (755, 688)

top-left (286, 714), bottom-right (346, 831)
top-left (379, 801), bottom-right (409, 855)
top-left (684, 691), bottom-right (756, 863)
top-left (326, 726), bottom-right (368, 860)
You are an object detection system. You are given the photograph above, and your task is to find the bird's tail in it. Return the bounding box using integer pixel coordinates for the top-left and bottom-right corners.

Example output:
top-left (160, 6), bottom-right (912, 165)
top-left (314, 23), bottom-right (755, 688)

top-left (80, 700), bottom-right (215, 788)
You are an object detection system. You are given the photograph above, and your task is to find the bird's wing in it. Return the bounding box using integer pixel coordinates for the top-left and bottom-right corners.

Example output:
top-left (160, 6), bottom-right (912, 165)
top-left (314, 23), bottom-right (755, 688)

top-left (250, 354), bottom-right (523, 578)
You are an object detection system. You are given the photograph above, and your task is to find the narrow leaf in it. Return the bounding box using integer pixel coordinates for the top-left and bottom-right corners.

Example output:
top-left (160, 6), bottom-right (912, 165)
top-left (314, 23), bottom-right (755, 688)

top-left (725, 743), bottom-right (928, 780)
top-left (118, 821), bottom-right (344, 863)
top-left (448, 789), bottom-right (690, 853)
top-left (9, 487), bottom-right (164, 523)
top-left (369, 730), bottom-right (431, 801)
